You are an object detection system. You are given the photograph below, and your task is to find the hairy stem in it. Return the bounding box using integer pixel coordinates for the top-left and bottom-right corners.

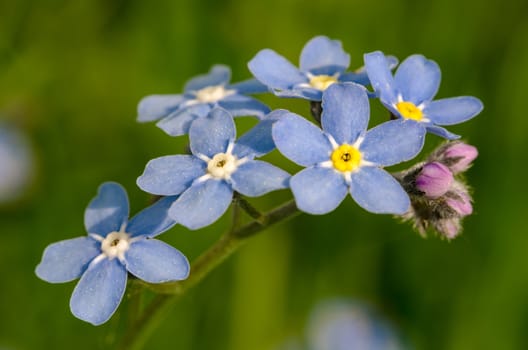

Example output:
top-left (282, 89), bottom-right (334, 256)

top-left (232, 192), bottom-right (266, 224)
top-left (119, 199), bottom-right (299, 350)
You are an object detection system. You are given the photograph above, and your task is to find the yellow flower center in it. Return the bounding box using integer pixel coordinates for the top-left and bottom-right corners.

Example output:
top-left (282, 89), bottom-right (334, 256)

top-left (309, 75), bottom-right (338, 91)
top-left (396, 101), bottom-right (423, 121)
top-left (331, 144), bottom-right (361, 172)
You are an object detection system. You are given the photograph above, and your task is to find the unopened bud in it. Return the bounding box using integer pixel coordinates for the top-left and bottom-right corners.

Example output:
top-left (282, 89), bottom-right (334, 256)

top-left (446, 191), bottom-right (473, 216)
top-left (396, 143), bottom-right (477, 241)
top-left (434, 218), bottom-right (461, 240)
top-left (415, 162), bottom-right (453, 198)
top-left (436, 142), bottom-right (478, 174)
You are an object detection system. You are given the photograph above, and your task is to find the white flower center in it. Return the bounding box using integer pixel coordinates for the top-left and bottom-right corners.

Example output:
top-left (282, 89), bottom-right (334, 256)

top-left (207, 152), bottom-right (238, 179)
top-left (195, 85), bottom-right (234, 103)
top-left (100, 231), bottom-right (130, 261)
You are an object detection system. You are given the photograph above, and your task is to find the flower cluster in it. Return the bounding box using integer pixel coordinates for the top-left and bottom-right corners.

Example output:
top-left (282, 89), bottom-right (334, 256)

top-left (36, 35), bottom-right (483, 325)
top-left (397, 142), bottom-right (478, 239)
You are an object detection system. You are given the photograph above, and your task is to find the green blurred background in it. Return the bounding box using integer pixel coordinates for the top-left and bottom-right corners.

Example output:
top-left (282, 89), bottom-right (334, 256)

top-left (1, 0), bottom-right (527, 349)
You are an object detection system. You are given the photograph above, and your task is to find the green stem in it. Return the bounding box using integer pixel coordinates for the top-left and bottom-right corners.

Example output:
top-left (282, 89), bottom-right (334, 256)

top-left (119, 199), bottom-right (299, 350)
top-left (232, 192), bottom-right (266, 224)
top-left (126, 280), bottom-right (144, 326)
top-left (231, 193), bottom-right (243, 230)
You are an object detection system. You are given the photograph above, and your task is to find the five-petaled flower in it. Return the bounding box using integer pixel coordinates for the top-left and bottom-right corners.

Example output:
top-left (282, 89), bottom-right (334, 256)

top-left (137, 64), bottom-right (270, 136)
top-left (272, 83), bottom-right (425, 215)
top-left (364, 51), bottom-right (483, 139)
top-left (137, 107), bottom-right (290, 229)
top-left (35, 182), bottom-right (190, 325)
top-left (248, 36), bottom-right (396, 101)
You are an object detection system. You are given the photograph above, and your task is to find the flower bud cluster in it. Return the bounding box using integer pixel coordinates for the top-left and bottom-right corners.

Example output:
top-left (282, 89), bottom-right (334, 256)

top-left (398, 141), bottom-right (478, 240)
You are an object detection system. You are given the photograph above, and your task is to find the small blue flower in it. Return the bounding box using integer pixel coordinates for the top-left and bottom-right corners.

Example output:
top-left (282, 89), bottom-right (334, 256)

top-left (272, 83), bottom-right (425, 215)
top-left (137, 64), bottom-right (271, 136)
top-left (248, 35), bottom-right (397, 101)
top-left (364, 51), bottom-right (483, 139)
top-left (137, 108), bottom-right (290, 230)
top-left (35, 182), bottom-right (189, 325)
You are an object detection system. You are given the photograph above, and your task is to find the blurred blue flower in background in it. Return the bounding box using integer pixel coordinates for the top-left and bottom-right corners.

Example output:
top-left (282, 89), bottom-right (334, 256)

top-left (35, 182), bottom-right (189, 325)
top-left (364, 51), bottom-right (483, 139)
top-left (138, 64), bottom-right (270, 136)
top-left (305, 299), bottom-right (406, 350)
top-left (272, 298), bottom-right (407, 350)
top-left (0, 122), bottom-right (34, 204)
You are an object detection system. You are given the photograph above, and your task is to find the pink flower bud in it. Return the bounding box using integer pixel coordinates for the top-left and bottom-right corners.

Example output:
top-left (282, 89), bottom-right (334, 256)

top-left (446, 191), bottom-right (473, 216)
top-left (441, 142), bottom-right (478, 174)
top-left (415, 162), bottom-right (453, 198)
top-left (436, 218), bottom-right (461, 240)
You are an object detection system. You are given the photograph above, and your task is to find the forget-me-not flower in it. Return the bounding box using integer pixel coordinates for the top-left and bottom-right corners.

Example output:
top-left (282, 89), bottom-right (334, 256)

top-left (35, 182), bottom-right (189, 325)
top-left (138, 64), bottom-right (270, 136)
top-left (137, 107), bottom-right (290, 230)
top-left (364, 51), bottom-right (483, 139)
top-left (272, 83), bottom-right (425, 215)
top-left (248, 35), bottom-right (397, 101)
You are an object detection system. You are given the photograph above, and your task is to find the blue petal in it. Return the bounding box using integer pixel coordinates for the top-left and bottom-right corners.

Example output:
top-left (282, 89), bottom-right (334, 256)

top-left (340, 55), bottom-right (398, 87)
top-left (169, 180), bottom-right (233, 230)
top-left (229, 78), bottom-right (270, 94)
top-left (299, 36), bottom-right (350, 75)
top-left (364, 51), bottom-right (398, 103)
top-left (339, 71), bottom-right (370, 86)
top-left (156, 104), bottom-right (211, 137)
top-left (70, 258), bottom-right (127, 325)
top-left (137, 155), bottom-right (206, 196)
top-left (394, 54), bottom-right (440, 104)
top-left (127, 196), bottom-right (178, 238)
top-left (290, 167), bottom-right (348, 215)
top-left (386, 55), bottom-right (400, 69)
top-left (184, 65), bottom-right (231, 92)
top-left (189, 108), bottom-right (235, 158)
top-left (125, 239), bottom-right (189, 283)
top-left (233, 109), bottom-right (287, 158)
top-left (423, 96), bottom-right (483, 125)
top-left (84, 182), bottom-right (129, 236)
top-left (272, 113), bottom-right (332, 166)
top-left (137, 94), bottom-right (184, 122)
top-left (231, 160), bottom-right (290, 197)
top-left (248, 49), bottom-right (307, 90)
top-left (274, 87), bottom-right (323, 101)
top-left (350, 167), bottom-right (410, 214)
top-left (217, 94), bottom-right (270, 119)
top-left (321, 83), bottom-right (370, 144)
top-left (425, 124), bottom-right (461, 140)
top-left (360, 120), bottom-right (425, 166)
top-left (35, 237), bottom-right (100, 283)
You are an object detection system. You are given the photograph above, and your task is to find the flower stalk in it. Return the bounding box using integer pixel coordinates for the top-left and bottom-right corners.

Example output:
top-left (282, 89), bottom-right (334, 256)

top-left (119, 199), bottom-right (299, 349)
